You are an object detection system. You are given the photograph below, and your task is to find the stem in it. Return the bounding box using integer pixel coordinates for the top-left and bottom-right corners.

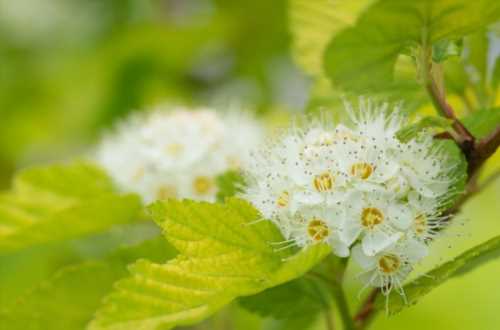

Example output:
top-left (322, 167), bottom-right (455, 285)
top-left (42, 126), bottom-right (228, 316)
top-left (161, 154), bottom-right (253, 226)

top-left (325, 309), bottom-right (335, 330)
top-left (354, 289), bottom-right (380, 330)
top-left (332, 286), bottom-right (356, 330)
top-left (426, 75), bottom-right (475, 147)
top-left (468, 126), bottom-right (500, 176)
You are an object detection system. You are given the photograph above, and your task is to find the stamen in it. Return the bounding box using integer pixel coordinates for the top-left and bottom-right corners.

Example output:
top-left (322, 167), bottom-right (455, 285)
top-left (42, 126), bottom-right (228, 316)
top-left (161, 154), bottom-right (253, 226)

top-left (276, 191), bottom-right (290, 208)
top-left (313, 172), bottom-right (335, 192)
top-left (378, 254), bottom-right (401, 274)
top-left (307, 218), bottom-right (330, 242)
top-left (361, 207), bottom-right (384, 229)
top-left (350, 162), bottom-right (374, 180)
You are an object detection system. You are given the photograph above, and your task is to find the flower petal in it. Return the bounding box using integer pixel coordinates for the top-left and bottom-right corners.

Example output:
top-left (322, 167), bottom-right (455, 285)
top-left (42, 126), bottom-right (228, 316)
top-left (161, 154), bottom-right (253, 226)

top-left (362, 231), bottom-right (402, 256)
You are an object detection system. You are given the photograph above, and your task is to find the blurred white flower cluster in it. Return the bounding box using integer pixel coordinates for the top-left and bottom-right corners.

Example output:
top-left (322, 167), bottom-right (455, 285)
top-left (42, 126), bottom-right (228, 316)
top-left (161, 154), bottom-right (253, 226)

top-left (96, 106), bottom-right (263, 203)
top-left (242, 100), bottom-right (460, 296)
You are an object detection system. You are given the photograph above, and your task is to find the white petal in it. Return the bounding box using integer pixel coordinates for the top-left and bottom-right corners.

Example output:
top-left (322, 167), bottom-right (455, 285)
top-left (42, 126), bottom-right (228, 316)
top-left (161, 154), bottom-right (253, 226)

top-left (403, 239), bottom-right (429, 262)
top-left (293, 190), bottom-right (323, 205)
top-left (388, 204), bottom-right (413, 230)
top-left (362, 231), bottom-right (402, 256)
top-left (340, 220), bottom-right (362, 246)
top-left (331, 238), bottom-right (351, 258)
top-left (352, 244), bottom-right (376, 270)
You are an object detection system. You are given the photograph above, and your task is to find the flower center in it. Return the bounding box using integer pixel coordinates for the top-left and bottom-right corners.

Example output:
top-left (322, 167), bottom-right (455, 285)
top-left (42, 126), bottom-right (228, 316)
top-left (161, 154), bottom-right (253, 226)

top-left (313, 172), bottom-right (335, 192)
top-left (350, 162), bottom-right (373, 180)
top-left (307, 218), bottom-right (330, 242)
top-left (414, 214), bottom-right (427, 235)
top-left (361, 207), bottom-right (384, 229)
top-left (156, 185), bottom-right (177, 200)
top-left (276, 191), bottom-right (290, 208)
top-left (193, 176), bottom-right (213, 195)
top-left (378, 254), bottom-right (401, 274)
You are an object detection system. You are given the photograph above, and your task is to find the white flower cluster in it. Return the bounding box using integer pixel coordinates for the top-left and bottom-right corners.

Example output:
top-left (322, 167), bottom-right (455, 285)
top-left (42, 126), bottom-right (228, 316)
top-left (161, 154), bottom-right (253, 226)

top-left (96, 105), bottom-right (263, 203)
top-left (242, 100), bottom-right (459, 295)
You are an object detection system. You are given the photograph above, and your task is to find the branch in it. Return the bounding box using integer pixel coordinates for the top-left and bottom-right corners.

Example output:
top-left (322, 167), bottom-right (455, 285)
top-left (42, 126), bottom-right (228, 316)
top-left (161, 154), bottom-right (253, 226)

top-left (354, 289), bottom-right (380, 329)
top-left (426, 76), bottom-right (475, 151)
top-left (468, 126), bottom-right (500, 176)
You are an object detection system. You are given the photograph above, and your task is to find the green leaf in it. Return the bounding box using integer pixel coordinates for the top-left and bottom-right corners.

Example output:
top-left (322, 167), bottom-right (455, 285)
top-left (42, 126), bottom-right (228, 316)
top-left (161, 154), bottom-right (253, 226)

top-left (443, 57), bottom-right (469, 95)
top-left (0, 237), bottom-right (176, 330)
top-left (466, 30), bottom-right (489, 84)
top-left (462, 108), bottom-right (500, 138)
top-left (432, 39), bottom-right (463, 63)
top-left (289, 0), bottom-right (373, 78)
top-left (396, 116), bottom-right (452, 142)
top-left (377, 235), bottom-right (500, 315)
top-left (263, 315), bottom-right (319, 330)
top-left (324, 0), bottom-right (500, 91)
top-left (216, 170), bottom-right (245, 203)
top-left (0, 222), bottom-right (160, 310)
top-left (0, 162), bottom-right (141, 254)
top-left (239, 278), bottom-right (327, 319)
top-left (89, 198), bottom-right (331, 330)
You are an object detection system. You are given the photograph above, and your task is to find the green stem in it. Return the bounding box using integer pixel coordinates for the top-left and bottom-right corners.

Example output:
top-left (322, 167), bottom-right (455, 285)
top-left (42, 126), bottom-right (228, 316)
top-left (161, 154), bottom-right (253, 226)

top-left (324, 308), bottom-right (335, 330)
top-left (322, 256), bottom-right (355, 330)
top-left (332, 286), bottom-right (355, 330)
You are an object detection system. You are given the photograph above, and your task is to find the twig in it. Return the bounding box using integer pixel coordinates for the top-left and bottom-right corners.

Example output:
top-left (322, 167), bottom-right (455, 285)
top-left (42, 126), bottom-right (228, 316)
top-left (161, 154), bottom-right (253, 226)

top-left (426, 76), bottom-right (475, 151)
top-left (325, 308), bottom-right (335, 330)
top-left (354, 289), bottom-right (380, 330)
top-left (468, 126), bottom-right (500, 176)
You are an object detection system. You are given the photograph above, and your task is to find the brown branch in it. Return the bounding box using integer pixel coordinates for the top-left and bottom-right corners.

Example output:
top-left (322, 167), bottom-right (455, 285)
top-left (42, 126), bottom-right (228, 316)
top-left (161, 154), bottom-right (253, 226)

top-left (426, 77), bottom-right (475, 147)
top-left (354, 289), bottom-right (380, 329)
top-left (467, 126), bottom-right (500, 176)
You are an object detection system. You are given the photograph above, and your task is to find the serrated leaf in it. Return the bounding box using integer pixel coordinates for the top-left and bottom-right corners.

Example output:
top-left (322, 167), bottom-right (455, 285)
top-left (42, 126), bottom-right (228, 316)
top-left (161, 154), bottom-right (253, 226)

top-left (377, 235), bottom-right (500, 315)
top-left (289, 0), bottom-right (373, 78)
top-left (0, 162), bottom-right (141, 254)
top-left (462, 108), bottom-right (500, 138)
top-left (89, 198), bottom-right (331, 330)
top-left (324, 0), bottom-right (500, 91)
top-left (0, 237), bottom-right (176, 330)
top-left (216, 170), bottom-right (245, 203)
top-left (396, 116), bottom-right (452, 142)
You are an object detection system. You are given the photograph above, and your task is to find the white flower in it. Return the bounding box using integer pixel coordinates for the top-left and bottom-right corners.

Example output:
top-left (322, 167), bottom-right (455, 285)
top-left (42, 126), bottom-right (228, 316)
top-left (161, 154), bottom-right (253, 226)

top-left (283, 206), bottom-right (350, 257)
top-left (352, 238), bottom-right (428, 296)
top-left (95, 105), bottom-right (264, 203)
top-left (241, 99), bottom-right (460, 295)
top-left (342, 191), bottom-right (412, 256)
top-left (394, 136), bottom-right (455, 198)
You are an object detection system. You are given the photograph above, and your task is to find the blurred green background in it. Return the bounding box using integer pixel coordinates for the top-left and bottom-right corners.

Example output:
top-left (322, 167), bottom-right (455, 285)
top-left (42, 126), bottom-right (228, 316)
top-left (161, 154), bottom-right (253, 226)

top-left (0, 0), bottom-right (499, 329)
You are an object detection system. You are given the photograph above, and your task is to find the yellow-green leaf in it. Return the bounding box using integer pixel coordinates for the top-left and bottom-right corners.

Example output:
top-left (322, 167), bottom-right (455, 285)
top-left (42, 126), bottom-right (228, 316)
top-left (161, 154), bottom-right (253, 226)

top-left (0, 162), bottom-right (141, 254)
top-left (89, 198), bottom-right (331, 330)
